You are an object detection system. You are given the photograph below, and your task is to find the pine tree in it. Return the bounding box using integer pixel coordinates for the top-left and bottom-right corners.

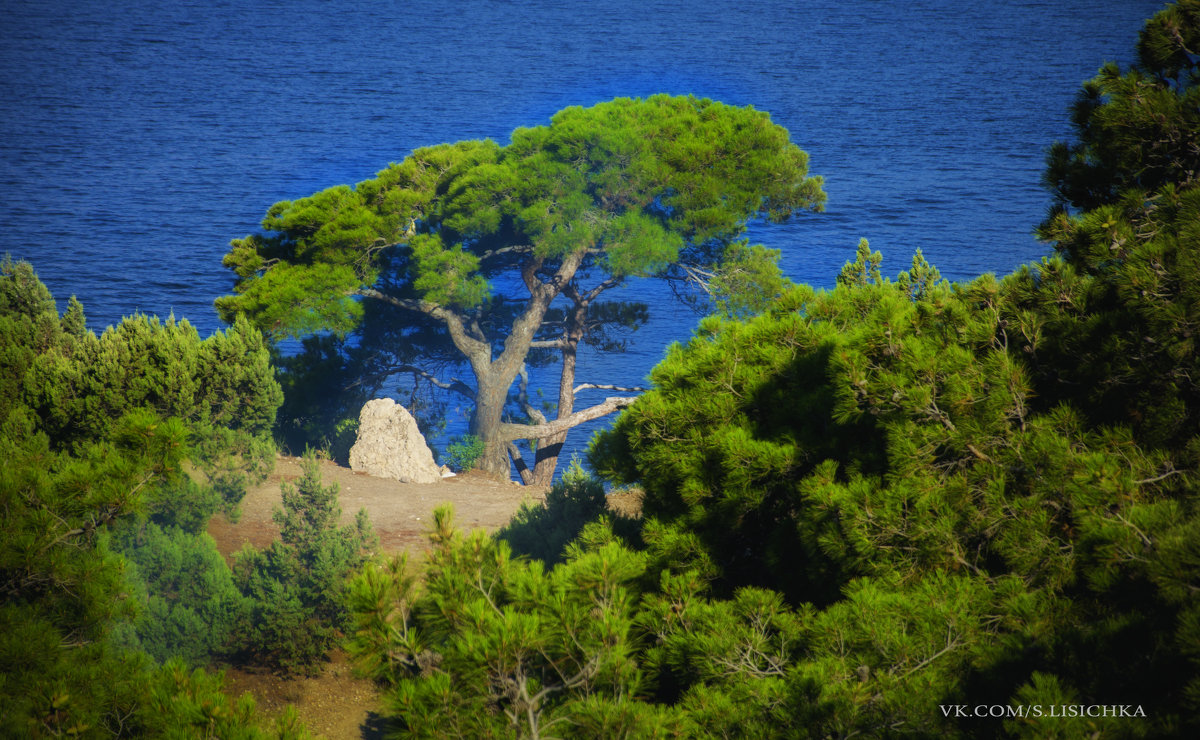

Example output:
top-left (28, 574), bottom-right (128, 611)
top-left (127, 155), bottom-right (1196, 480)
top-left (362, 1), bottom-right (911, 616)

top-left (351, 4), bottom-right (1200, 736)
top-left (234, 453), bottom-right (377, 672)
top-left (218, 95), bottom-right (825, 483)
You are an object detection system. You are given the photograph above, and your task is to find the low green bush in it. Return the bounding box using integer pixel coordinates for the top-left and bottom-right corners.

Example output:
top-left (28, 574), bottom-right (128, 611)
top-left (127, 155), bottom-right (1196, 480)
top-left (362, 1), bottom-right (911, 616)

top-left (234, 453), bottom-right (377, 673)
top-left (497, 458), bottom-right (608, 565)
top-left (109, 522), bottom-right (250, 665)
top-left (443, 433), bottom-right (485, 472)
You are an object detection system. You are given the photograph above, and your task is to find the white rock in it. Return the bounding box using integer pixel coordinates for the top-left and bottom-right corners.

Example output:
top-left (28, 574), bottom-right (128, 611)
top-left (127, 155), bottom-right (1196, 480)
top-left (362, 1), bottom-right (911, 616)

top-left (348, 398), bottom-right (441, 484)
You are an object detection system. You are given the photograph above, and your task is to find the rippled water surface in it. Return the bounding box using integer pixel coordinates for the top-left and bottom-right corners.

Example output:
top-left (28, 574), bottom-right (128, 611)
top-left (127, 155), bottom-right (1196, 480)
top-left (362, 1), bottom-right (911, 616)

top-left (0, 0), bottom-right (1165, 462)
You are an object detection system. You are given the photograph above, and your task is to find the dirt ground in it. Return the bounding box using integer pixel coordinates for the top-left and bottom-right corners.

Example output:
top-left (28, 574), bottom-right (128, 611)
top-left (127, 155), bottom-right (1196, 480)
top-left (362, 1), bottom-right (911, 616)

top-left (207, 455), bottom-right (546, 560)
top-left (207, 455), bottom-right (550, 739)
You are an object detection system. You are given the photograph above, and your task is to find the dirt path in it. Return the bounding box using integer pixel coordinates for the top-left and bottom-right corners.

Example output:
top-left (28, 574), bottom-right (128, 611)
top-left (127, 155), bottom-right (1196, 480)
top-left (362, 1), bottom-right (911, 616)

top-left (207, 455), bottom-right (548, 739)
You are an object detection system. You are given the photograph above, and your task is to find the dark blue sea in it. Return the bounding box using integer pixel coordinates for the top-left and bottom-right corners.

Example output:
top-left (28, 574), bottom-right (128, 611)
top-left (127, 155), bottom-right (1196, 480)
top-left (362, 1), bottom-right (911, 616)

top-left (0, 0), bottom-right (1165, 468)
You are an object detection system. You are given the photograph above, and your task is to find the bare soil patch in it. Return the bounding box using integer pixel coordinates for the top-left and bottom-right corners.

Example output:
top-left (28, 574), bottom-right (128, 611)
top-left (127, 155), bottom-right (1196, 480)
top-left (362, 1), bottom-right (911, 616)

top-left (206, 455), bottom-right (548, 739)
top-left (207, 455), bottom-right (546, 560)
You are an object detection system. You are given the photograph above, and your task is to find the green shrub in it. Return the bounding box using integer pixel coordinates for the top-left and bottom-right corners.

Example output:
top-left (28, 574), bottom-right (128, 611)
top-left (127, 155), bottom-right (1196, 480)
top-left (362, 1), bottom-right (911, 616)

top-left (346, 508), bottom-right (685, 737)
top-left (0, 260), bottom-right (299, 736)
top-left (443, 433), bottom-right (485, 472)
top-left (497, 458), bottom-right (609, 565)
top-left (108, 521), bottom-right (250, 666)
top-left (328, 416), bottom-right (359, 465)
top-left (17, 303), bottom-right (282, 517)
top-left (234, 453), bottom-right (377, 673)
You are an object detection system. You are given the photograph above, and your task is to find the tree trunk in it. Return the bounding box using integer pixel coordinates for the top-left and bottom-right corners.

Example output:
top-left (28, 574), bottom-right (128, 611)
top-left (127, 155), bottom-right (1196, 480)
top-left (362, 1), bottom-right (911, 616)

top-left (528, 298), bottom-right (586, 486)
top-left (471, 369), bottom-right (516, 479)
top-left (469, 252), bottom-right (589, 481)
top-left (385, 251), bottom-right (590, 482)
top-left (528, 345), bottom-right (576, 486)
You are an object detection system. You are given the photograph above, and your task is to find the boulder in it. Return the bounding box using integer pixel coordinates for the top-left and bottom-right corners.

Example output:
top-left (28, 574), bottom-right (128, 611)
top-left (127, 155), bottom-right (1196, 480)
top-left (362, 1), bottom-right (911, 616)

top-left (348, 398), bottom-right (441, 484)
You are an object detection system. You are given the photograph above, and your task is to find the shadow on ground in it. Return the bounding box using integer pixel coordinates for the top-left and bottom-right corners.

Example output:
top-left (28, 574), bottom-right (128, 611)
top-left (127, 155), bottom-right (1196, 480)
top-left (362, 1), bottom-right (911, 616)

top-left (360, 711), bottom-right (391, 739)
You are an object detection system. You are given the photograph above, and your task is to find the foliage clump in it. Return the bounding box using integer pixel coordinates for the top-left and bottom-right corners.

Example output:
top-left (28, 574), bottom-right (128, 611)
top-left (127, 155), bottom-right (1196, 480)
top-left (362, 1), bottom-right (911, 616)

top-left (6, 260), bottom-right (282, 516)
top-left (108, 520), bottom-right (251, 666)
top-left (497, 458), bottom-right (612, 565)
top-left (235, 453), bottom-right (377, 673)
top-left (444, 433), bottom-right (486, 472)
top-left (0, 258), bottom-right (302, 737)
top-left (347, 509), bottom-right (684, 737)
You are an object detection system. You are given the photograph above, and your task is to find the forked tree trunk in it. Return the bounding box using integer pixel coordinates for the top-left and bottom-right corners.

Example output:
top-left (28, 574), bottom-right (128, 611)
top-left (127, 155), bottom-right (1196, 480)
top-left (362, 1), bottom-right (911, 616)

top-left (465, 253), bottom-right (580, 479)
top-left (471, 373), bottom-right (514, 479)
top-left (388, 251), bottom-right (617, 483)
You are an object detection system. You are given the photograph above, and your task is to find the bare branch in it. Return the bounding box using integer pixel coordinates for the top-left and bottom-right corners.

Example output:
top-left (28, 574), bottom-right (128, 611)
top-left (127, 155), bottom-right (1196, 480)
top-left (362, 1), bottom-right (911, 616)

top-left (468, 315), bottom-right (487, 344)
top-left (497, 396), bottom-right (638, 441)
top-left (507, 442), bottom-right (533, 486)
top-left (357, 287), bottom-right (435, 315)
top-left (675, 262), bottom-right (718, 296)
top-left (520, 256), bottom-right (548, 298)
top-left (517, 365), bottom-right (548, 426)
top-left (1135, 467), bottom-right (1184, 485)
top-left (563, 276), bottom-right (623, 307)
top-left (573, 383), bottom-right (648, 395)
top-left (392, 364), bottom-right (476, 401)
top-left (584, 277), bottom-right (622, 303)
top-left (966, 443), bottom-right (993, 463)
top-left (898, 627), bottom-right (961, 679)
top-left (477, 244), bottom-right (534, 261)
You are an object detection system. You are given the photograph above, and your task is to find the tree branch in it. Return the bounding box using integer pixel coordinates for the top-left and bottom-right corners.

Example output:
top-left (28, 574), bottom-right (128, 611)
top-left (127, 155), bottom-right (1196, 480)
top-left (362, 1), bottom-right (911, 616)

top-left (1135, 467), bottom-right (1184, 485)
top-left (517, 365), bottom-right (548, 426)
top-left (494, 250), bottom-right (588, 377)
top-left (584, 277), bottom-right (622, 303)
top-left (392, 364), bottom-right (476, 401)
top-left (497, 396), bottom-right (638, 441)
top-left (573, 383), bottom-right (648, 395)
top-left (357, 287), bottom-right (492, 370)
top-left (671, 262), bottom-right (718, 296)
top-left (520, 257), bottom-right (549, 299)
top-left (507, 442), bottom-right (533, 486)
top-left (477, 244), bottom-right (534, 262)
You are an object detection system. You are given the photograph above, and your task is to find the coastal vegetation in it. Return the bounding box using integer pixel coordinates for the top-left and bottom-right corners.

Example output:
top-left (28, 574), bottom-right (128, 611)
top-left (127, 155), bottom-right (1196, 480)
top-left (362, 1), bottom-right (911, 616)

top-left (1, 1), bottom-right (1197, 737)
top-left (0, 261), bottom-right (369, 734)
top-left (344, 1), bottom-right (1200, 736)
top-left (217, 94), bottom-right (825, 484)
top-left (0, 257), bottom-right (303, 736)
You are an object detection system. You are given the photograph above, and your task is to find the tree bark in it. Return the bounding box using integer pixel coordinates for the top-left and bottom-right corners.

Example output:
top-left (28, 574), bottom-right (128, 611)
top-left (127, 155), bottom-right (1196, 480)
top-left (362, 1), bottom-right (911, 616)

top-left (498, 396), bottom-right (638, 441)
top-left (471, 372), bottom-right (515, 478)
top-left (527, 296), bottom-right (587, 486)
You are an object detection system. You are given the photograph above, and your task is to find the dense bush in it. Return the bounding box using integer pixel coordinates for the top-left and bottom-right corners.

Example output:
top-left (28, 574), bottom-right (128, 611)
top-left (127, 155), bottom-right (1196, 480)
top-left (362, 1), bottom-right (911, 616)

top-left (347, 509), bottom-right (683, 737)
top-left (0, 399), bottom-right (301, 737)
top-left (0, 259), bottom-right (300, 736)
top-left (497, 458), bottom-right (621, 566)
top-left (108, 521), bottom-right (251, 665)
top-left (234, 453), bottom-right (377, 673)
top-left (585, 4), bottom-right (1200, 731)
top-left (22, 311), bottom-right (281, 514)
